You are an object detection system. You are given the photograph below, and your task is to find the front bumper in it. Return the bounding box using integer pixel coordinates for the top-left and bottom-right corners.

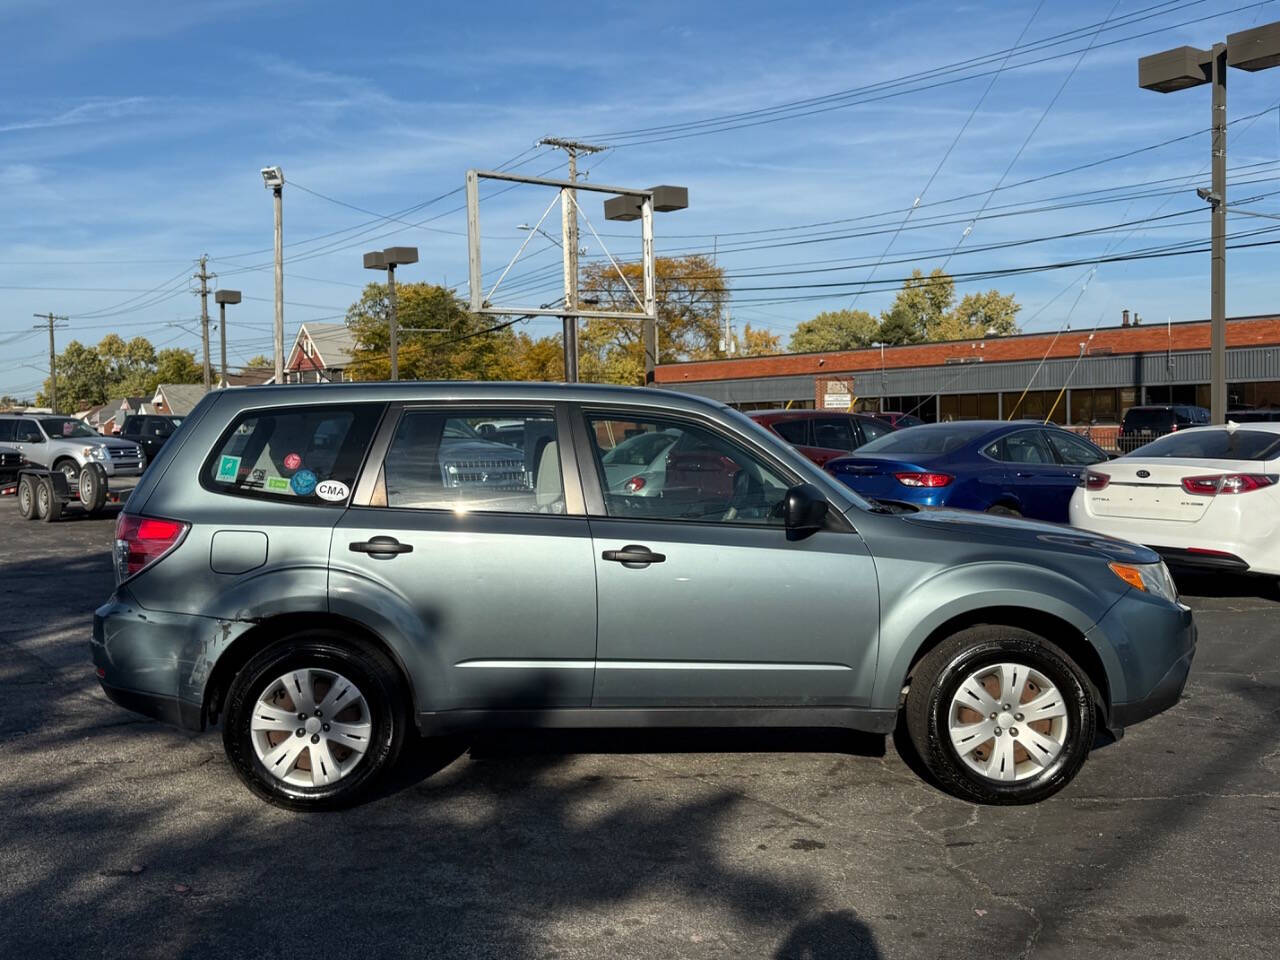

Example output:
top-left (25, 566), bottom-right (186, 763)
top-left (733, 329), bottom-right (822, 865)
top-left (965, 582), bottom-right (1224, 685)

top-left (1089, 594), bottom-right (1197, 733)
top-left (101, 459), bottom-right (145, 477)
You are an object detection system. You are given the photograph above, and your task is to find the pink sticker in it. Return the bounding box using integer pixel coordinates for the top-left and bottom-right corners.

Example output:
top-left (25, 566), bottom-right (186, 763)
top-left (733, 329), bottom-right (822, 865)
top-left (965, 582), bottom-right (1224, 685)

top-left (283, 453), bottom-right (301, 471)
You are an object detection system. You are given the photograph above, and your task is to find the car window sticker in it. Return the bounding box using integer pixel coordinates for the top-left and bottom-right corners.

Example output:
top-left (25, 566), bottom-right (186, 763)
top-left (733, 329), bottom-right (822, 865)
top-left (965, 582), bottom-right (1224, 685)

top-left (215, 455), bottom-right (241, 483)
top-left (290, 468), bottom-right (317, 495)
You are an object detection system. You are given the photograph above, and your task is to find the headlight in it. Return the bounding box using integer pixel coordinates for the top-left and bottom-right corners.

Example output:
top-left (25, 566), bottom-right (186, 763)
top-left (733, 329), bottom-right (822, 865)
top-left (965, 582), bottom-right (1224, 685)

top-left (83, 446), bottom-right (109, 461)
top-left (1109, 560), bottom-right (1178, 603)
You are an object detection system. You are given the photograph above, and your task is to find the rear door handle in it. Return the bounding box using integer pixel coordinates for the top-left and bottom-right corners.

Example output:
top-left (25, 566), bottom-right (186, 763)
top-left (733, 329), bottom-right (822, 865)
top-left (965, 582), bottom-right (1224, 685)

top-left (601, 544), bottom-right (666, 566)
top-left (349, 535), bottom-right (413, 558)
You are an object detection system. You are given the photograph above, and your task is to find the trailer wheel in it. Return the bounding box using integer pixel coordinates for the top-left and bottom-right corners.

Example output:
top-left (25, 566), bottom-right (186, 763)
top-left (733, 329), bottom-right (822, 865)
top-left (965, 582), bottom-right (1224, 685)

top-left (78, 465), bottom-right (107, 515)
top-left (17, 476), bottom-right (37, 520)
top-left (37, 477), bottom-right (62, 522)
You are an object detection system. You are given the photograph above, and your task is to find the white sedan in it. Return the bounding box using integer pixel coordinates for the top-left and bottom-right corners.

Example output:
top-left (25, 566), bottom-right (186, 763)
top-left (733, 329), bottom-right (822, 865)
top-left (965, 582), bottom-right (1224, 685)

top-left (1069, 422), bottom-right (1280, 576)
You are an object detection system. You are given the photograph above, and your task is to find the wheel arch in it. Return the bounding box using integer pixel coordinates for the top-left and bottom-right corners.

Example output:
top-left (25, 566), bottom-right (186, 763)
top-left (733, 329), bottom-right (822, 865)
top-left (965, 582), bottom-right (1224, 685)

top-left (202, 611), bottom-right (418, 727)
top-left (900, 606), bottom-right (1111, 717)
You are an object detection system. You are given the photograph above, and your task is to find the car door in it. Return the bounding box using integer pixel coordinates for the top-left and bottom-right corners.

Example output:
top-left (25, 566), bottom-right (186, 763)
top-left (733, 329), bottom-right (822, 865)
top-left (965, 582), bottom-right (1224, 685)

top-left (578, 408), bottom-right (879, 709)
top-left (993, 429), bottom-right (1081, 521)
top-left (331, 403), bottom-right (598, 712)
top-left (10, 418), bottom-right (48, 467)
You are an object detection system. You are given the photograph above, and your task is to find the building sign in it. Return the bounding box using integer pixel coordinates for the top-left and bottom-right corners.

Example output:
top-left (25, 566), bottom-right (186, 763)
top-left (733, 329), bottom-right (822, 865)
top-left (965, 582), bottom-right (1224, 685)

top-left (823, 379), bottom-right (853, 409)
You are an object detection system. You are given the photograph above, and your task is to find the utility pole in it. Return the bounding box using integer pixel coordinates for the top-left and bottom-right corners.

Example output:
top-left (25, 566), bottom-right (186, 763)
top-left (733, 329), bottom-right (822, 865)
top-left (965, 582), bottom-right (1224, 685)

top-left (539, 137), bottom-right (604, 383)
top-left (261, 166), bottom-right (286, 384)
top-left (32, 313), bottom-right (67, 412)
top-left (1209, 42), bottom-right (1227, 422)
top-left (194, 255), bottom-right (213, 389)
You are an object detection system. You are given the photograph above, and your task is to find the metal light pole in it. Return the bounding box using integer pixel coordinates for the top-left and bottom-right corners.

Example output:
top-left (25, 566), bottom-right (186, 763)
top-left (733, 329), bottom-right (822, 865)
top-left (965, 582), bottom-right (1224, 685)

top-left (1139, 22), bottom-right (1280, 424)
top-left (363, 246), bottom-right (419, 381)
top-left (261, 166), bottom-right (285, 385)
top-left (214, 290), bottom-right (241, 388)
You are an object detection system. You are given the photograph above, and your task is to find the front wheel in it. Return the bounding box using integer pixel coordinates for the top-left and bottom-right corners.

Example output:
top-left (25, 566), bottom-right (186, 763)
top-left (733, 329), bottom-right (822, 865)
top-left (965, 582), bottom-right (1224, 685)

top-left (903, 625), bottom-right (1094, 804)
top-left (222, 635), bottom-right (408, 810)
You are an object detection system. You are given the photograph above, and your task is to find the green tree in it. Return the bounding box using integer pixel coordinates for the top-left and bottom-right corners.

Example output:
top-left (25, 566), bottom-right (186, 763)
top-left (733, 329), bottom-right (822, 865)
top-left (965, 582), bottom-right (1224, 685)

top-left (346, 282), bottom-right (518, 381)
top-left (936, 289), bottom-right (1021, 340)
top-left (876, 307), bottom-right (923, 346)
top-left (37, 340), bottom-right (108, 413)
top-left (788, 309), bottom-right (878, 353)
top-left (151, 348), bottom-right (203, 391)
top-left (243, 354), bottom-right (273, 368)
top-left (98, 334), bottom-right (158, 397)
top-left (879, 268), bottom-right (954, 342)
top-left (578, 254), bottom-right (725, 385)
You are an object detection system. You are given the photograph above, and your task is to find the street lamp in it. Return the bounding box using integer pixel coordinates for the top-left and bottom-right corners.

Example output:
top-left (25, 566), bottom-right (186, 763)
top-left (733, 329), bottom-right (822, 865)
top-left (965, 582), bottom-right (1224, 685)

top-left (1138, 21), bottom-right (1280, 424)
top-left (362, 246), bottom-right (418, 381)
top-left (603, 185), bottom-right (689, 383)
top-left (261, 166), bottom-right (285, 385)
top-left (516, 223), bottom-right (562, 248)
top-left (213, 289), bottom-right (241, 388)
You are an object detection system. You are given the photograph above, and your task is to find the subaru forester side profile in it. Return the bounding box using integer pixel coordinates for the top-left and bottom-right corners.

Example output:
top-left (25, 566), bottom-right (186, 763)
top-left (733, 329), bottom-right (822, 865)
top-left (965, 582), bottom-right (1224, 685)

top-left (93, 383), bottom-right (1195, 809)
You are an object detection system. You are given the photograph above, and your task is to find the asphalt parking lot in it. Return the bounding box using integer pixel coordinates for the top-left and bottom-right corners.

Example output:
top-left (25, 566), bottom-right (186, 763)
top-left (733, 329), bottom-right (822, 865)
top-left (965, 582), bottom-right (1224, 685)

top-left (1, 503), bottom-right (1277, 960)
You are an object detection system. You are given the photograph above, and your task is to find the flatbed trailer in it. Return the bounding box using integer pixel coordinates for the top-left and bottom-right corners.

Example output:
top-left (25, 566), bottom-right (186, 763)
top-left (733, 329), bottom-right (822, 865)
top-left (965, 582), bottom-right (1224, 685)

top-left (6, 464), bottom-right (138, 522)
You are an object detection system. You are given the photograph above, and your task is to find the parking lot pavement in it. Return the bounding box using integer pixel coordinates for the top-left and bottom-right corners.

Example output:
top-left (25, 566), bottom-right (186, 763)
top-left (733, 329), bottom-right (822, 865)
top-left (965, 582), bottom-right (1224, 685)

top-left (0, 505), bottom-right (1276, 960)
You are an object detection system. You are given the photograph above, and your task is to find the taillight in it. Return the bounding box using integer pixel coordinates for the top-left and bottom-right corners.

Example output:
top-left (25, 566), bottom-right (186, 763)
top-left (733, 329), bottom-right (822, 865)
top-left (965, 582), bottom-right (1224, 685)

top-left (623, 475), bottom-right (646, 493)
top-left (1180, 473), bottom-right (1278, 496)
top-left (1083, 470), bottom-right (1110, 491)
top-left (114, 512), bottom-right (188, 582)
top-left (895, 472), bottom-right (953, 488)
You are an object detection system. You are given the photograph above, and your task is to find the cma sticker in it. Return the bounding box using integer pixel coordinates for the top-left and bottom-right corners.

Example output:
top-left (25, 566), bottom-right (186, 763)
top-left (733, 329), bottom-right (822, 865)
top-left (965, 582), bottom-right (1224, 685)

top-left (315, 479), bottom-right (350, 502)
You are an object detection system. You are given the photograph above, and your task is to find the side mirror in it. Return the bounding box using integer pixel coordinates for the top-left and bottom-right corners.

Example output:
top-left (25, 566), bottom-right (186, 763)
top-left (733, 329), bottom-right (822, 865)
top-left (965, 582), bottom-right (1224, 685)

top-left (783, 482), bottom-right (829, 537)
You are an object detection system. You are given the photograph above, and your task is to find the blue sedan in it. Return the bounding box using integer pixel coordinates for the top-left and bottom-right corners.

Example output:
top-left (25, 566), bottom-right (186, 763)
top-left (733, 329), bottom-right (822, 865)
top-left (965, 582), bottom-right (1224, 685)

top-left (825, 420), bottom-right (1110, 522)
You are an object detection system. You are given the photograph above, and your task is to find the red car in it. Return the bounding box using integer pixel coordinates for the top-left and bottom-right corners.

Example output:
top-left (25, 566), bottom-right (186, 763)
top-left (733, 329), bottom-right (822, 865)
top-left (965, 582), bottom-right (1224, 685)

top-left (869, 411), bottom-right (925, 429)
top-left (748, 409), bottom-right (896, 466)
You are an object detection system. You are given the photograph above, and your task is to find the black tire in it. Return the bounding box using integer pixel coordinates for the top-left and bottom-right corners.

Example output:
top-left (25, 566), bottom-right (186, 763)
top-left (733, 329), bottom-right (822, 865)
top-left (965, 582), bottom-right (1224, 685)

top-left (222, 633), bottom-right (408, 811)
top-left (35, 477), bottom-right (63, 521)
top-left (78, 465), bottom-right (107, 515)
top-left (53, 457), bottom-right (80, 490)
top-left (986, 503), bottom-right (1021, 518)
top-left (904, 625), bottom-right (1095, 805)
top-left (17, 476), bottom-right (37, 520)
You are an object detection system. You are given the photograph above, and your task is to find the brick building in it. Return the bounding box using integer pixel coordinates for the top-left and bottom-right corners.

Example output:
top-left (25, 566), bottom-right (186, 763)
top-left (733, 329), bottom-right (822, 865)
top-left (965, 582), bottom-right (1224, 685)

top-left (654, 314), bottom-right (1280, 424)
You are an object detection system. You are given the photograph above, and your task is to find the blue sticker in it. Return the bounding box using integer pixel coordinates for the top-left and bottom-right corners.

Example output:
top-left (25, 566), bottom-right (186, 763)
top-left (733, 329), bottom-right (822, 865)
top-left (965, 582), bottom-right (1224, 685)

top-left (290, 469), bottom-right (317, 496)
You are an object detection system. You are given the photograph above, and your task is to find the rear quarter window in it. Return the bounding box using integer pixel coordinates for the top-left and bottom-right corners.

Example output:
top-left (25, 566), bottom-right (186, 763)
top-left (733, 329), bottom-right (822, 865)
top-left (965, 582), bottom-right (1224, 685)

top-left (201, 404), bottom-right (382, 505)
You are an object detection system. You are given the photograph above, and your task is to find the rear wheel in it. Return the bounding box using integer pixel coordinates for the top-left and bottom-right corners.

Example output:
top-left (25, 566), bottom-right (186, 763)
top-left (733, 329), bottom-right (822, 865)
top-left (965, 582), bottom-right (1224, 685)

top-left (222, 634), bottom-right (407, 810)
top-left (904, 625), bottom-right (1094, 804)
top-left (17, 476), bottom-right (37, 520)
top-left (36, 477), bottom-right (62, 522)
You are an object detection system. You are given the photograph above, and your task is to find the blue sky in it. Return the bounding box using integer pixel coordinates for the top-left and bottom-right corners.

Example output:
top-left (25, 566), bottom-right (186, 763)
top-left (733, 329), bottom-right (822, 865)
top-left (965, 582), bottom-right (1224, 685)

top-left (3, 0), bottom-right (1280, 397)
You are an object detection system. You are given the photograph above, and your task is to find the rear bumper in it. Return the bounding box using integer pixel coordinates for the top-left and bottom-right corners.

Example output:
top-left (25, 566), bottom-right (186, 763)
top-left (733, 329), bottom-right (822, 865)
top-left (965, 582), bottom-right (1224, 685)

top-left (1152, 546), bottom-right (1250, 573)
top-left (98, 680), bottom-right (203, 730)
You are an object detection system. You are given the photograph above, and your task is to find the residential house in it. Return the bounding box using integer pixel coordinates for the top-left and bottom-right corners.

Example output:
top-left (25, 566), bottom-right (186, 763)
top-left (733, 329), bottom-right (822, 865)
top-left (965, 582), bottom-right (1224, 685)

top-left (285, 322), bottom-right (356, 383)
top-left (97, 397), bottom-right (150, 435)
top-left (151, 383), bottom-right (209, 418)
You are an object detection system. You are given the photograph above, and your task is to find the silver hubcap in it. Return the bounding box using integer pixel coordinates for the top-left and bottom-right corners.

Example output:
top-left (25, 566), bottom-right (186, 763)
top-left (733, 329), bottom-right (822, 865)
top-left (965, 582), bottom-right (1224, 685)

top-left (250, 668), bottom-right (372, 788)
top-left (948, 661), bottom-right (1069, 782)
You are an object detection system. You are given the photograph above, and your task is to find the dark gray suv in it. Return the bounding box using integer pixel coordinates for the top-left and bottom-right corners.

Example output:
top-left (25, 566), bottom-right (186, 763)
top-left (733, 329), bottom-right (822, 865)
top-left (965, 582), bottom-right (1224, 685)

top-left (93, 383), bottom-right (1195, 809)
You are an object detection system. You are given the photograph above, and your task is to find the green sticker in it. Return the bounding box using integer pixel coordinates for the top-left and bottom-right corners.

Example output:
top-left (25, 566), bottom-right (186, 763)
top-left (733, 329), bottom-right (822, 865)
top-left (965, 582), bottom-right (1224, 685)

top-left (215, 454), bottom-right (241, 483)
top-left (266, 476), bottom-right (290, 492)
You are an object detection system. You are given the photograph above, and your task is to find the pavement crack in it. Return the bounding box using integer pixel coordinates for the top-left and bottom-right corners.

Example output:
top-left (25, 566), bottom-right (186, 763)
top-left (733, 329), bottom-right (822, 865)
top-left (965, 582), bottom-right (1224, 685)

top-left (907, 799), bottom-right (1043, 960)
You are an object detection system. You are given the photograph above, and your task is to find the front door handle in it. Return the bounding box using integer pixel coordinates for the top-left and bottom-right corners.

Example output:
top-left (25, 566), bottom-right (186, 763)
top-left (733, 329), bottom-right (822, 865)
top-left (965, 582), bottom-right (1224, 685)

top-left (601, 544), bottom-right (666, 567)
top-left (349, 536), bottom-right (413, 558)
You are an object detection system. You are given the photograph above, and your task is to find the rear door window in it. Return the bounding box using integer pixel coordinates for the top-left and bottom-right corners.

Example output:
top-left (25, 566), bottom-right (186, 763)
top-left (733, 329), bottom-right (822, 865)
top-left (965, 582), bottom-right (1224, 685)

top-left (203, 404), bottom-right (382, 504)
top-left (769, 419), bottom-right (810, 446)
top-left (857, 417), bottom-right (891, 443)
top-left (379, 410), bottom-right (563, 514)
top-left (812, 417), bottom-right (857, 451)
top-left (987, 430), bottom-right (1053, 464)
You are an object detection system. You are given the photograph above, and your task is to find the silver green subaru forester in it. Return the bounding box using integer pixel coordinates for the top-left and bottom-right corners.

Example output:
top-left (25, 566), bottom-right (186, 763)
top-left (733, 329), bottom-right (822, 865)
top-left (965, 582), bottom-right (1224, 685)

top-left (93, 382), bottom-right (1195, 809)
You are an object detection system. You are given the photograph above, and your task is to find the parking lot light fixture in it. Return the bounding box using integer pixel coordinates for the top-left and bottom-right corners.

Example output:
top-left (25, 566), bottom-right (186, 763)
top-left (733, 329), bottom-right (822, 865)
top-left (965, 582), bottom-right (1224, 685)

top-left (363, 247), bottom-right (419, 381)
top-left (213, 289), bottom-right (241, 388)
top-left (1138, 20), bottom-right (1280, 425)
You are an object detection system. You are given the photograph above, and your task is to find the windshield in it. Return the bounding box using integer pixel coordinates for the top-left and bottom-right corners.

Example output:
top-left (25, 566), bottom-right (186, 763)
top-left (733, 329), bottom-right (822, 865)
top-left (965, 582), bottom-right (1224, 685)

top-left (857, 423), bottom-right (993, 456)
top-left (39, 417), bottom-right (97, 439)
top-left (1129, 428), bottom-right (1280, 461)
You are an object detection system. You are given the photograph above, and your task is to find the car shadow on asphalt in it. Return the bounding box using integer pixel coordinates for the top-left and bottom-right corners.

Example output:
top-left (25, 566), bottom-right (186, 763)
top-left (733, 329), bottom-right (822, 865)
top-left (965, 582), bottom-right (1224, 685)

top-left (1172, 570), bottom-right (1278, 601)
